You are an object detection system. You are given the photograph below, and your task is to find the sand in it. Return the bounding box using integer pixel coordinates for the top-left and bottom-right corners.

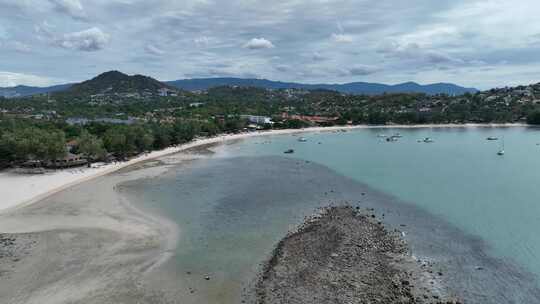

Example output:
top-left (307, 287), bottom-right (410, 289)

top-left (0, 160), bottom-right (181, 304)
top-left (0, 123), bottom-right (528, 304)
top-left (0, 123), bottom-right (528, 213)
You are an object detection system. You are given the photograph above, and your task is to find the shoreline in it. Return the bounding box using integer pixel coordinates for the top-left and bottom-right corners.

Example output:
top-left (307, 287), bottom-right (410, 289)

top-left (0, 123), bottom-right (530, 213)
top-left (0, 160), bottom-right (182, 303)
top-left (2, 125), bottom-right (540, 303)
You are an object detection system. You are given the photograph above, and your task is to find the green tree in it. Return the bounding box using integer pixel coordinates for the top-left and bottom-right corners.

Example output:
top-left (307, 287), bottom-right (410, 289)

top-left (0, 132), bottom-right (17, 164)
top-left (42, 130), bottom-right (67, 161)
top-left (103, 129), bottom-right (132, 158)
top-left (78, 130), bottom-right (106, 163)
top-left (526, 111), bottom-right (540, 125)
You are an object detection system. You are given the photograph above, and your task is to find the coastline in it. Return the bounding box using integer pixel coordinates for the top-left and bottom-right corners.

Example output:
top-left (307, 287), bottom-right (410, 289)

top-left (0, 123), bottom-right (529, 213)
top-left (1, 124), bottom-right (539, 303)
top-left (0, 159), bottom-right (182, 303)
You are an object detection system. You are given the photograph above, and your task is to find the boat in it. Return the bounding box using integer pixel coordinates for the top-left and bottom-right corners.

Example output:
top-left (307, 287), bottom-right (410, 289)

top-left (298, 137), bottom-right (308, 142)
top-left (377, 134), bottom-right (387, 138)
top-left (487, 136), bottom-right (499, 141)
top-left (284, 149), bottom-right (295, 154)
top-left (423, 137), bottom-right (434, 143)
top-left (392, 133), bottom-right (403, 138)
top-left (386, 136), bottom-right (398, 142)
top-left (497, 138), bottom-right (505, 155)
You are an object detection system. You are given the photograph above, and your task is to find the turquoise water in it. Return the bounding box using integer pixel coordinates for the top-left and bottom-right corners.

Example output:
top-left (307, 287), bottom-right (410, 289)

top-left (124, 126), bottom-right (540, 303)
top-left (223, 127), bottom-right (540, 277)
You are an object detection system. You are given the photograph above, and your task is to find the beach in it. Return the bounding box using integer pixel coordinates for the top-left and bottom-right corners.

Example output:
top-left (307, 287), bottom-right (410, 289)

top-left (0, 123), bottom-right (535, 304)
top-left (0, 123), bottom-right (527, 213)
top-left (0, 157), bottom-right (183, 304)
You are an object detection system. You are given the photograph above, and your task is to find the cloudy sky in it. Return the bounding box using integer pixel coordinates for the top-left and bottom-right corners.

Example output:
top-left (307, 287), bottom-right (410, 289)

top-left (0, 0), bottom-right (539, 89)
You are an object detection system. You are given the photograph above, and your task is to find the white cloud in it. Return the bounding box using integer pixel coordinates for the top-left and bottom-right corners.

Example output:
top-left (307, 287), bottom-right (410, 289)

top-left (331, 33), bottom-right (353, 43)
top-left (243, 37), bottom-right (274, 49)
top-left (11, 41), bottom-right (32, 53)
top-left (55, 27), bottom-right (110, 51)
top-left (49, 0), bottom-right (86, 20)
top-left (194, 36), bottom-right (210, 47)
top-left (0, 41), bottom-right (32, 53)
top-left (0, 71), bottom-right (57, 87)
top-left (145, 44), bottom-right (165, 55)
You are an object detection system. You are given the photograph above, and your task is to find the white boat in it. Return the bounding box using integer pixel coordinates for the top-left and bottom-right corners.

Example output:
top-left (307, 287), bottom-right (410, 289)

top-left (497, 138), bottom-right (505, 155)
top-left (298, 137), bottom-right (308, 142)
top-left (423, 137), bottom-right (434, 143)
top-left (377, 134), bottom-right (387, 138)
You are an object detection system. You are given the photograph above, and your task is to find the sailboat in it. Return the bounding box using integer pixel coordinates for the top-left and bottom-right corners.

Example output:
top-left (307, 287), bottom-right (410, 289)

top-left (497, 138), bottom-right (505, 155)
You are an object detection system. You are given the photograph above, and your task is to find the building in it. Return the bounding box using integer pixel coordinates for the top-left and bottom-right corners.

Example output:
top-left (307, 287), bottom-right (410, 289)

top-left (46, 153), bottom-right (88, 169)
top-left (281, 113), bottom-right (338, 124)
top-left (240, 115), bottom-right (273, 125)
top-left (189, 102), bottom-right (205, 108)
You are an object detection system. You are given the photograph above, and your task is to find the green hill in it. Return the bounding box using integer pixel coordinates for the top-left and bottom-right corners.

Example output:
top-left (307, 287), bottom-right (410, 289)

top-left (58, 71), bottom-right (176, 97)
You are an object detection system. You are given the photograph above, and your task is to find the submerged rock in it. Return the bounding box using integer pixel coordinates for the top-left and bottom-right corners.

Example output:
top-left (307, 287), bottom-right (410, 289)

top-left (253, 206), bottom-right (460, 304)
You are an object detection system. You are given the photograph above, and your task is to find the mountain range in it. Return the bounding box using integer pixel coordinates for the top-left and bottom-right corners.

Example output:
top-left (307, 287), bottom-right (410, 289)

top-left (166, 78), bottom-right (478, 95)
top-left (0, 71), bottom-right (478, 98)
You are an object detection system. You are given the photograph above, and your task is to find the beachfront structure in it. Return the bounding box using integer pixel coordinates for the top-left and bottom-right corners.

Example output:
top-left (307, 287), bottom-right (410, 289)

top-left (240, 115), bottom-right (273, 125)
top-left (46, 153), bottom-right (88, 169)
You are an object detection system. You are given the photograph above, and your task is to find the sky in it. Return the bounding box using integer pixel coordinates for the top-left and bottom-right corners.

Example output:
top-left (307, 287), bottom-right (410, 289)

top-left (1, 0), bottom-right (540, 89)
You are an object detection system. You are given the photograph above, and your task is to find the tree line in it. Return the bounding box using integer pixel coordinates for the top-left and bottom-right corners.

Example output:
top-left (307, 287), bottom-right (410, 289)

top-left (0, 117), bottom-right (250, 168)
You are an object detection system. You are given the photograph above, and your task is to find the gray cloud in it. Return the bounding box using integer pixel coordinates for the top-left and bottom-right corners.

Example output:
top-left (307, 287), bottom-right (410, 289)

top-left (2, 0), bottom-right (540, 89)
top-left (377, 41), bottom-right (464, 65)
top-left (49, 0), bottom-right (86, 20)
top-left (145, 44), bottom-right (165, 55)
top-left (0, 40), bottom-right (32, 53)
top-left (55, 27), bottom-right (110, 51)
top-left (348, 65), bottom-right (381, 76)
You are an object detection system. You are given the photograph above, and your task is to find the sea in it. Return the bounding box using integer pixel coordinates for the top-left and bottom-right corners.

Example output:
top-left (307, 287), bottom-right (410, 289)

top-left (121, 126), bottom-right (540, 303)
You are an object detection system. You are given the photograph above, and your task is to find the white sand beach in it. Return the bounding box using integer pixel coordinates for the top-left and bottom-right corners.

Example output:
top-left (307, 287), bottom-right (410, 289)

top-left (0, 123), bottom-right (527, 213)
top-left (0, 122), bottom-right (531, 304)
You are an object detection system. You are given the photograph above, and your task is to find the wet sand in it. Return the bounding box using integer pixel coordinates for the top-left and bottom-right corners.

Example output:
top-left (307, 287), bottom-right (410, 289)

top-left (0, 122), bottom-right (527, 213)
top-left (0, 161), bottom-right (181, 304)
top-left (1, 125), bottom-right (538, 304)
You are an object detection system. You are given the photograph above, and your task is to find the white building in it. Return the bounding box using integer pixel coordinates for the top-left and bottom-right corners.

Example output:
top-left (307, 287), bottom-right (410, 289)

top-left (241, 115), bottom-right (273, 125)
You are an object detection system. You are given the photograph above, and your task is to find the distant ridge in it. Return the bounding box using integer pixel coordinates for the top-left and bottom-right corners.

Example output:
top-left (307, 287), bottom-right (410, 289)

top-left (0, 84), bottom-right (73, 98)
top-left (165, 78), bottom-right (478, 95)
top-left (0, 73), bottom-right (478, 98)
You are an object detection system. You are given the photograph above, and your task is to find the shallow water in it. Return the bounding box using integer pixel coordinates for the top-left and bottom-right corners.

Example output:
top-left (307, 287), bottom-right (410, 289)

top-left (123, 126), bottom-right (540, 303)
